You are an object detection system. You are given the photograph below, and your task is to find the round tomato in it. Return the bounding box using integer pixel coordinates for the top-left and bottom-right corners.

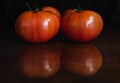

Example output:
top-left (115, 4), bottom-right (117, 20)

top-left (15, 6), bottom-right (60, 43)
top-left (61, 9), bottom-right (103, 42)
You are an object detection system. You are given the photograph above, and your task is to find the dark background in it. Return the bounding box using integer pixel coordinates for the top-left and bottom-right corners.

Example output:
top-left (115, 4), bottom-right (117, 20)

top-left (1, 1), bottom-right (120, 82)
top-left (1, 0), bottom-right (120, 39)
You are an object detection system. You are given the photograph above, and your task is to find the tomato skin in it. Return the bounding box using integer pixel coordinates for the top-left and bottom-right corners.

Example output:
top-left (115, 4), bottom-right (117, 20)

top-left (42, 6), bottom-right (61, 19)
top-left (15, 7), bottom-right (60, 43)
top-left (61, 10), bottom-right (103, 42)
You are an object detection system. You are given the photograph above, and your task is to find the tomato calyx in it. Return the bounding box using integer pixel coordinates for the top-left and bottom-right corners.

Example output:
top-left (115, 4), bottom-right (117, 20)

top-left (73, 9), bottom-right (81, 12)
top-left (74, 5), bottom-right (82, 12)
top-left (26, 3), bottom-right (33, 11)
top-left (34, 7), bottom-right (40, 12)
top-left (26, 3), bottom-right (40, 12)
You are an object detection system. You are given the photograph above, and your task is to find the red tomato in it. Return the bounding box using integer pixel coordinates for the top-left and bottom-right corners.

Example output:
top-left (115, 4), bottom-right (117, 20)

top-left (61, 44), bottom-right (102, 76)
top-left (18, 44), bottom-right (61, 78)
top-left (15, 6), bottom-right (60, 43)
top-left (42, 6), bottom-right (61, 19)
top-left (61, 9), bottom-right (103, 42)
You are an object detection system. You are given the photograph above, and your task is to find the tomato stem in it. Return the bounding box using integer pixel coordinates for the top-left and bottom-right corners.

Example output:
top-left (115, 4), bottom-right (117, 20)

top-left (78, 5), bottom-right (82, 11)
top-left (33, 3), bottom-right (40, 12)
top-left (26, 3), bottom-right (32, 11)
top-left (34, 7), bottom-right (40, 12)
top-left (74, 5), bottom-right (82, 12)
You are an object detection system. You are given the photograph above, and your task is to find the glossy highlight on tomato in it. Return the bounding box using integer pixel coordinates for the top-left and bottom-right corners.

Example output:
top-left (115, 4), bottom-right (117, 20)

top-left (61, 9), bottom-right (103, 42)
top-left (15, 6), bottom-right (60, 43)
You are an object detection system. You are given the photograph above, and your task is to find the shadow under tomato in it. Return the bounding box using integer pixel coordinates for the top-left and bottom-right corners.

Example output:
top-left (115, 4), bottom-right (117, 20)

top-left (61, 43), bottom-right (103, 77)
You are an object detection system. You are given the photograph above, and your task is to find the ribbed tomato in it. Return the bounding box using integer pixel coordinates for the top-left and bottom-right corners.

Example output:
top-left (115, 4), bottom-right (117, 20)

top-left (15, 6), bottom-right (60, 43)
top-left (61, 9), bottom-right (103, 42)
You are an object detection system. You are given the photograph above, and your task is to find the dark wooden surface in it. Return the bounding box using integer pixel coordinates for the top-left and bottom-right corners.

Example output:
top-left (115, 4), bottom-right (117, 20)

top-left (1, 25), bottom-right (120, 83)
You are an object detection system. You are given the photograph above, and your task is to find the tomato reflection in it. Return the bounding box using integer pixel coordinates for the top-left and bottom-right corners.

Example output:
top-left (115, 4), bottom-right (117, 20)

top-left (17, 43), bottom-right (61, 78)
top-left (61, 43), bottom-right (102, 76)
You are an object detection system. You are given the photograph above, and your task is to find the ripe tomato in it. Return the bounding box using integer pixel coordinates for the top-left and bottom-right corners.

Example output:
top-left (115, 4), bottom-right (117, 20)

top-left (61, 9), bottom-right (103, 42)
top-left (42, 6), bottom-right (61, 19)
top-left (15, 6), bottom-right (60, 43)
top-left (61, 44), bottom-right (102, 76)
top-left (18, 44), bottom-right (61, 78)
